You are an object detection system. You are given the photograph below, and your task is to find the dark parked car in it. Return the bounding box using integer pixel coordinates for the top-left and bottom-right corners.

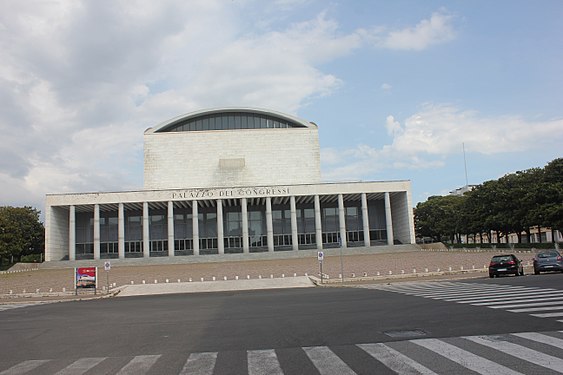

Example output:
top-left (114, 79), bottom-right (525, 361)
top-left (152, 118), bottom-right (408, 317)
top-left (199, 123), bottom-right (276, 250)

top-left (533, 250), bottom-right (563, 274)
top-left (489, 254), bottom-right (524, 278)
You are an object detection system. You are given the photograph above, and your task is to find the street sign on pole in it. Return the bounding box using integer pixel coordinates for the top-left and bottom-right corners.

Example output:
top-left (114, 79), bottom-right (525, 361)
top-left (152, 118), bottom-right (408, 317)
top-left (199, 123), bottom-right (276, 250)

top-left (317, 251), bottom-right (324, 284)
top-left (104, 261), bottom-right (111, 293)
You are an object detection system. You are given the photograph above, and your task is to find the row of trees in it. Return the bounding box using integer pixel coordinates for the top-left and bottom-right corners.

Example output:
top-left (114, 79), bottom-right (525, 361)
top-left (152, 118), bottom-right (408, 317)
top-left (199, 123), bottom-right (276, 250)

top-left (0, 206), bottom-right (44, 267)
top-left (415, 158), bottom-right (563, 244)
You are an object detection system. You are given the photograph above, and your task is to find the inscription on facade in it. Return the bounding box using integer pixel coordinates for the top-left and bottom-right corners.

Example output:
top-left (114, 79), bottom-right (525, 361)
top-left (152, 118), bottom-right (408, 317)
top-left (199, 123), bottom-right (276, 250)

top-left (171, 187), bottom-right (290, 200)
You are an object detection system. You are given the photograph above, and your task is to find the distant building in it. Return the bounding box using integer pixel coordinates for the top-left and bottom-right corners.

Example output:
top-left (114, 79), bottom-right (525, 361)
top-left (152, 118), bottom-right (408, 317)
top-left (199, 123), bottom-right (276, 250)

top-left (45, 108), bottom-right (415, 262)
top-left (449, 185), bottom-right (477, 196)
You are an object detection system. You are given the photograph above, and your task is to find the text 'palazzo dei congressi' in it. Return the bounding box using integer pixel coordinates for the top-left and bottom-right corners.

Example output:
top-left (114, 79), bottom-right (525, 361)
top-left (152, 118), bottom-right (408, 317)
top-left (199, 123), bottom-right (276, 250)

top-left (45, 108), bottom-right (415, 262)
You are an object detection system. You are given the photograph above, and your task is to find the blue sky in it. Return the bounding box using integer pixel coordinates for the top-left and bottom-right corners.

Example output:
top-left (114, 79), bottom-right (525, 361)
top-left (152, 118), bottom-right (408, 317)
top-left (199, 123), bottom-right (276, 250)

top-left (1, 0), bottom-right (562, 211)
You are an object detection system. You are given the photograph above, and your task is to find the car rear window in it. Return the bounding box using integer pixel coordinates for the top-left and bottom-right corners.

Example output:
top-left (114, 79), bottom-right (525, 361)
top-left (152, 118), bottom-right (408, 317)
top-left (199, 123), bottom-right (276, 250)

top-left (538, 251), bottom-right (559, 258)
top-left (492, 256), bottom-right (512, 262)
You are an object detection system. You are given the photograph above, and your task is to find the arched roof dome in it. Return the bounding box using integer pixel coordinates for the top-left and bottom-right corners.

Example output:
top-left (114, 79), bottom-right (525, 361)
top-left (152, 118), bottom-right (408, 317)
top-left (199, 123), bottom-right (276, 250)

top-left (145, 107), bottom-right (317, 134)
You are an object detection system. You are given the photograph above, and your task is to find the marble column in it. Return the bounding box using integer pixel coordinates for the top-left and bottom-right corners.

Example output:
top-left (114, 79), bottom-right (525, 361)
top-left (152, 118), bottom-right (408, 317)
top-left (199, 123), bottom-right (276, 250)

top-left (266, 197), bottom-right (274, 252)
top-left (118, 203), bottom-right (125, 259)
top-left (384, 192), bottom-right (394, 245)
top-left (361, 193), bottom-right (371, 247)
top-left (241, 198), bottom-right (249, 253)
top-left (143, 202), bottom-right (150, 258)
top-left (69, 205), bottom-right (76, 261)
top-left (314, 195), bottom-right (323, 250)
top-left (167, 201), bottom-right (175, 257)
top-left (290, 196), bottom-right (298, 251)
top-left (93, 204), bottom-right (100, 260)
top-left (338, 194), bottom-right (347, 248)
top-left (192, 201), bottom-right (199, 256)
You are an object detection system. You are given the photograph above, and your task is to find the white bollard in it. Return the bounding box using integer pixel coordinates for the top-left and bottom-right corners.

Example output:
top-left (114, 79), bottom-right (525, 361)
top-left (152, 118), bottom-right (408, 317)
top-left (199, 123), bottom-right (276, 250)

top-left (212, 276), bottom-right (216, 281)
top-left (448, 267), bottom-right (452, 272)
top-left (282, 274), bottom-right (285, 278)
top-left (235, 276), bottom-right (239, 280)
top-left (22, 289), bottom-right (26, 293)
top-left (62, 288), bottom-right (66, 293)
top-left (413, 269), bottom-right (416, 273)
top-left (131, 281), bottom-right (134, 284)
top-left (270, 274), bottom-right (274, 279)
top-left (166, 279), bottom-right (169, 283)
top-left (154, 280), bottom-right (158, 284)
top-left (142, 280), bottom-right (146, 284)
top-left (425, 268), bottom-right (429, 273)
top-left (437, 268), bottom-right (441, 272)
top-left (472, 265), bottom-right (475, 270)
top-left (294, 273), bottom-right (297, 277)
top-left (259, 275), bottom-right (262, 279)
top-left (377, 271), bottom-right (380, 276)
top-left (460, 266), bottom-right (464, 271)
top-left (36, 289), bottom-right (40, 293)
top-left (247, 275), bottom-right (250, 279)
top-left (339, 274), bottom-right (342, 279)
top-left (351, 273), bottom-right (356, 278)
top-left (363, 272), bottom-right (367, 277)
top-left (201, 277), bottom-right (204, 282)
top-left (388, 271), bottom-right (392, 275)
top-left (9, 290), bottom-right (13, 294)
top-left (178, 279), bottom-right (181, 283)
top-left (49, 288), bottom-right (53, 292)
top-left (401, 270), bottom-right (405, 274)
top-left (188, 278), bottom-right (192, 282)
top-left (223, 276), bottom-right (227, 281)
top-left (305, 273), bottom-right (308, 277)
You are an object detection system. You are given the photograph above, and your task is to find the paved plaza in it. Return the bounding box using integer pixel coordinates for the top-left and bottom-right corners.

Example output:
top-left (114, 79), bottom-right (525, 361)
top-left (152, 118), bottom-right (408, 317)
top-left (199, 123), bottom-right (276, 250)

top-left (1, 249), bottom-right (537, 302)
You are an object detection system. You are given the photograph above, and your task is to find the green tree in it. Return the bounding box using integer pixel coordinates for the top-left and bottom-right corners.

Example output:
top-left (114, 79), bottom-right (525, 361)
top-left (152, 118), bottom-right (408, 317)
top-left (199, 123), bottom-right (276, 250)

top-left (415, 195), bottom-right (465, 243)
top-left (0, 206), bottom-right (44, 265)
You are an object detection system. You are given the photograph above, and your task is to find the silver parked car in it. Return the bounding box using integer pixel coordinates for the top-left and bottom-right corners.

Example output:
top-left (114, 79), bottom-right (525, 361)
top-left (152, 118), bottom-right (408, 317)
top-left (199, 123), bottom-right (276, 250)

top-left (533, 250), bottom-right (563, 274)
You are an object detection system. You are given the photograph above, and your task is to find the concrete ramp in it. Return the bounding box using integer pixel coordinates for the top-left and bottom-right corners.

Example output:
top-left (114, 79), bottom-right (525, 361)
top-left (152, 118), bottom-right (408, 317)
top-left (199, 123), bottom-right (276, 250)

top-left (116, 276), bottom-right (315, 297)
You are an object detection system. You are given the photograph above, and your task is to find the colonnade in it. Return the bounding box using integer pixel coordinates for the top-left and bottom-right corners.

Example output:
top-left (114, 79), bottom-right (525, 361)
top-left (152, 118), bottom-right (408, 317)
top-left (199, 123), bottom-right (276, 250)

top-left (67, 193), bottom-right (395, 260)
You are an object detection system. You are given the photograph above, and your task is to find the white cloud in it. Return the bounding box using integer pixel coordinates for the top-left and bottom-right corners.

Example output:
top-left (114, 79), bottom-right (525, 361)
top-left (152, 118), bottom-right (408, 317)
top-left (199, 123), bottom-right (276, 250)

top-left (0, 1), bottom-right (369, 210)
top-left (321, 104), bottom-right (563, 181)
top-left (363, 10), bottom-right (456, 51)
top-left (381, 83), bottom-right (393, 91)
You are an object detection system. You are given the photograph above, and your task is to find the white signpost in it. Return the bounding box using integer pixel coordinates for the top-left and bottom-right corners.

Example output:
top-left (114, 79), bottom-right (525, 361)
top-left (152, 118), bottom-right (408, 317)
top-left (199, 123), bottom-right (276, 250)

top-left (317, 251), bottom-right (324, 284)
top-left (104, 261), bottom-right (111, 293)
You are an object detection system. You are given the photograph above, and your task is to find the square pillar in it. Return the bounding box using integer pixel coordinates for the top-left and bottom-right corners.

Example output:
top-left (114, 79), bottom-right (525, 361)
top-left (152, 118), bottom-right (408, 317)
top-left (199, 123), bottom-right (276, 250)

top-left (93, 204), bottom-right (100, 260)
top-left (68, 205), bottom-right (76, 261)
top-left (290, 196), bottom-right (299, 251)
top-left (217, 200), bottom-right (224, 255)
top-left (167, 201), bottom-right (175, 257)
top-left (118, 203), bottom-right (125, 259)
top-left (241, 198), bottom-right (249, 253)
top-left (361, 193), bottom-right (371, 247)
top-left (338, 194), bottom-right (347, 249)
top-left (192, 201), bottom-right (199, 256)
top-left (314, 195), bottom-right (323, 250)
top-left (384, 192), bottom-right (394, 245)
top-left (266, 197), bottom-right (274, 252)
top-left (143, 202), bottom-right (150, 258)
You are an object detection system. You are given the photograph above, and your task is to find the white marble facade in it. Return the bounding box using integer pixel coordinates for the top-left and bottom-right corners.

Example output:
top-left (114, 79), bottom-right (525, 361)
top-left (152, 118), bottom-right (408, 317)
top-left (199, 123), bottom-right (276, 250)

top-left (45, 108), bottom-right (415, 262)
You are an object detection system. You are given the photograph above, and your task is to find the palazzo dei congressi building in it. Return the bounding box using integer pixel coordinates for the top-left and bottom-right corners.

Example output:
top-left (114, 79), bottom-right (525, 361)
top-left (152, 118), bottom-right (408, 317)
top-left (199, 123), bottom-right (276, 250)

top-left (45, 108), bottom-right (415, 262)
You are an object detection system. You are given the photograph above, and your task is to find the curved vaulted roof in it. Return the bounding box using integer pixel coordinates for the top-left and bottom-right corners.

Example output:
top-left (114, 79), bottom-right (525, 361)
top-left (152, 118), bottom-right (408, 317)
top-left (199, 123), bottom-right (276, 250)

top-left (145, 107), bottom-right (317, 134)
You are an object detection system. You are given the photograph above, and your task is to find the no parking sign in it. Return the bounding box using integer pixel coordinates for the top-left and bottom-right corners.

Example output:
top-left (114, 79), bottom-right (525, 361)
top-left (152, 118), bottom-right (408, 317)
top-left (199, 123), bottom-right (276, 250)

top-left (317, 251), bottom-right (324, 262)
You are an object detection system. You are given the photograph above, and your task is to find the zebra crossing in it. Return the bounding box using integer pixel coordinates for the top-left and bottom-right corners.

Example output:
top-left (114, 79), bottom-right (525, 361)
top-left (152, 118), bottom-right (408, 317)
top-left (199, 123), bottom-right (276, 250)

top-left (1, 330), bottom-right (562, 374)
top-left (360, 281), bottom-right (563, 323)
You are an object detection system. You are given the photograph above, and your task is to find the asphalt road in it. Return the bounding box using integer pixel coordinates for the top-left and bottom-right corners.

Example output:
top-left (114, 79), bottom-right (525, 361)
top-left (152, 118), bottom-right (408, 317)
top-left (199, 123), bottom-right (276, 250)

top-left (1, 273), bottom-right (562, 374)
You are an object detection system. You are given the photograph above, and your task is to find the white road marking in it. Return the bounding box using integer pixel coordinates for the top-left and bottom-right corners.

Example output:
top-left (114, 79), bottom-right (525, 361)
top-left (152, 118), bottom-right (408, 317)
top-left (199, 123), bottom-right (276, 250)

top-left (0, 360), bottom-right (50, 375)
top-left (179, 352), bottom-right (217, 375)
top-left (358, 342), bottom-right (438, 375)
top-left (303, 346), bottom-right (356, 375)
top-left (411, 338), bottom-right (523, 375)
top-left (507, 305), bottom-right (563, 313)
top-left (115, 355), bottom-right (160, 375)
top-left (54, 357), bottom-right (106, 375)
top-left (465, 335), bottom-right (563, 372)
top-left (511, 332), bottom-right (563, 349)
top-left (248, 349), bottom-right (283, 375)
